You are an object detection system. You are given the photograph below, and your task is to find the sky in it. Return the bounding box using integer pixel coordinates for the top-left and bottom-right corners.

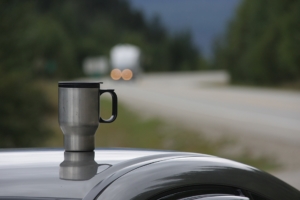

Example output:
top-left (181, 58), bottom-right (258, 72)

top-left (127, 0), bottom-right (242, 58)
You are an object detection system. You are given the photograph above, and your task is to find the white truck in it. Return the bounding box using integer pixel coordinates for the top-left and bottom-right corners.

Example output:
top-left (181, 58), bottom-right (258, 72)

top-left (110, 44), bottom-right (141, 81)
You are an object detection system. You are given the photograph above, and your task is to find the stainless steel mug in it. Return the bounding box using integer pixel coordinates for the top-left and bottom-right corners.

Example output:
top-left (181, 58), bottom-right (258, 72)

top-left (58, 82), bottom-right (117, 151)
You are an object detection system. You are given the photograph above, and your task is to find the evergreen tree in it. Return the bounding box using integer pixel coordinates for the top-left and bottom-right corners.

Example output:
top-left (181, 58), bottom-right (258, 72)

top-left (213, 0), bottom-right (300, 86)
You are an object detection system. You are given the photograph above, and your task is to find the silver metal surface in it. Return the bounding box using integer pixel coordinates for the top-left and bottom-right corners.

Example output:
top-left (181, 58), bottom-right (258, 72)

top-left (0, 148), bottom-right (172, 199)
top-left (59, 87), bottom-right (99, 151)
top-left (60, 151), bottom-right (100, 180)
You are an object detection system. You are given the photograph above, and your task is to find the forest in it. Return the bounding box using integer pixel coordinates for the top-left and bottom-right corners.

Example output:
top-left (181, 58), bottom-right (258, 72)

top-left (213, 0), bottom-right (300, 86)
top-left (0, 0), bottom-right (205, 147)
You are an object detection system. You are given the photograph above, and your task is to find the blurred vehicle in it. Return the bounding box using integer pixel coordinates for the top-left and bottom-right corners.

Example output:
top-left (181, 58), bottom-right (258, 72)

top-left (83, 56), bottom-right (109, 77)
top-left (0, 148), bottom-right (300, 200)
top-left (110, 44), bottom-right (142, 81)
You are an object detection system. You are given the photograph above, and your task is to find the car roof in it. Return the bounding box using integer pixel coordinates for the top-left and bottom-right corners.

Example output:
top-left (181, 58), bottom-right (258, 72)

top-left (0, 148), bottom-right (205, 199)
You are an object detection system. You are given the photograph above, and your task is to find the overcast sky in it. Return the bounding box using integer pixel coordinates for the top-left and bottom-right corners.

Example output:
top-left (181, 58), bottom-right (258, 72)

top-left (127, 0), bottom-right (241, 58)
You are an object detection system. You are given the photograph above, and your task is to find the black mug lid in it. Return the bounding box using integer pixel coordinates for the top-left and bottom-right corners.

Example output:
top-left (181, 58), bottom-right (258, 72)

top-left (58, 81), bottom-right (102, 88)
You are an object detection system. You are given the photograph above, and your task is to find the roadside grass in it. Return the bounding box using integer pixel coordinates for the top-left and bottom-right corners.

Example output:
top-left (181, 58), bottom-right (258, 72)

top-left (41, 80), bottom-right (279, 171)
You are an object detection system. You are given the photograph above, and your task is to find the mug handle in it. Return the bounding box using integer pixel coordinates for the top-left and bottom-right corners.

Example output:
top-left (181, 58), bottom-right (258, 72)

top-left (99, 89), bottom-right (118, 123)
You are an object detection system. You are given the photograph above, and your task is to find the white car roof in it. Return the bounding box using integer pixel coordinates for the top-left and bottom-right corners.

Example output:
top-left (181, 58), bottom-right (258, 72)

top-left (0, 148), bottom-right (173, 199)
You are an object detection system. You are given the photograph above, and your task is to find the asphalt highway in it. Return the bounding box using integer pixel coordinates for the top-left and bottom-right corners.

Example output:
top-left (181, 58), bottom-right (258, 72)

top-left (87, 70), bottom-right (300, 189)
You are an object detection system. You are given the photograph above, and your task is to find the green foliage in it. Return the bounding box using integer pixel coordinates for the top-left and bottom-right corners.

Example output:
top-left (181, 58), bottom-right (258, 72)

top-left (0, 0), bottom-right (204, 148)
top-left (212, 0), bottom-right (300, 86)
top-left (0, 1), bottom-right (52, 147)
top-left (168, 32), bottom-right (200, 71)
top-left (0, 72), bottom-right (52, 147)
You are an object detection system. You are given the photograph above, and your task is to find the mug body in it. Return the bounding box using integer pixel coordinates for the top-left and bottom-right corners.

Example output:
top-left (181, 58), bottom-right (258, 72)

top-left (58, 82), bottom-right (101, 151)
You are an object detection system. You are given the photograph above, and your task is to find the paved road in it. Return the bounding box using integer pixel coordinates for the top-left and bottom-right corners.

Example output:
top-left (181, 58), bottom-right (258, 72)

top-left (87, 71), bottom-right (300, 189)
top-left (102, 71), bottom-right (300, 143)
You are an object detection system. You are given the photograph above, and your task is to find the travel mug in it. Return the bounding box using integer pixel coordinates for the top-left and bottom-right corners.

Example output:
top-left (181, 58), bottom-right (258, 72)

top-left (58, 82), bottom-right (117, 151)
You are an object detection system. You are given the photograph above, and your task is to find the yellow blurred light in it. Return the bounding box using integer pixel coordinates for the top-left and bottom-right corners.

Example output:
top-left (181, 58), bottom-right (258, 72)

top-left (122, 69), bottom-right (133, 81)
top-left (110, 69), bottom-right (122, 80)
